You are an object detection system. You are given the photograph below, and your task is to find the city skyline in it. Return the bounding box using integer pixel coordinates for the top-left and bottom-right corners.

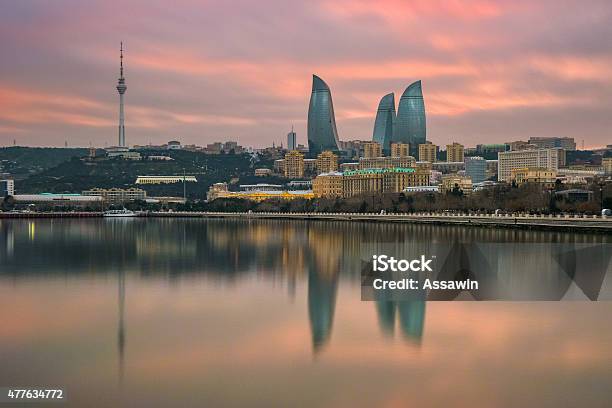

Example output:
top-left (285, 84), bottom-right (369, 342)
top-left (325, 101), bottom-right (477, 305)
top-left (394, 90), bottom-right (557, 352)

top-left (1, 0), bottom-right (612, 149)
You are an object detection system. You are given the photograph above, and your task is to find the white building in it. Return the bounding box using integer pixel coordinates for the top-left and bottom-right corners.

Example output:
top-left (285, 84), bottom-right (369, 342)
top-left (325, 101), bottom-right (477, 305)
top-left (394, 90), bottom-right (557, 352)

top-left (135, 175), bottom-right (197, 184)
top-left (1, 179), bottom-right (15, 196)
top-left (403, 185), bottom-right (439, 193)
top-left (82, 187), bottom-right (146, 203)
top-left (12, 194), bottom-right (104, 204)
top-left (498, 148), bottom-right (558, 182)
top-left (167, 140), bottom-right (181, 150)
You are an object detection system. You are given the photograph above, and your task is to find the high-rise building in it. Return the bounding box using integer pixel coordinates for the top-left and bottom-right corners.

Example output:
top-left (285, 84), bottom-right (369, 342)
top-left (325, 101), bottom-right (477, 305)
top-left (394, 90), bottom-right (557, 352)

top-left (316, 151), bottom-right (338, 174)
top-left (116, 42), bottom-right (127, 147)
top-left (362, 141), bottom-right (382, 158)
top-left (446, 142), bottom-right (464, 163)
top-left (372, 93), bottom-right (396, 152)
top-left (528, 137), bottom-right (576, 151)
top-left (390, 142), bottom-right (409, 158)
top-left (1, 179), bottom-right (14, 197)
top-left (307, 75), bottom-right (340, 156)
top-left (498, 148), bottom-right (559, 181)
top-left (419, 142), bottom-right (438, 163)
top-left (395, 80), bottom-right (426, 156)
top-left (464, 156), bottom-right (487, 184)
top-left (287, 127), bottom-right (297, 151)
top-left (284, 150), bottom-right (305, 178)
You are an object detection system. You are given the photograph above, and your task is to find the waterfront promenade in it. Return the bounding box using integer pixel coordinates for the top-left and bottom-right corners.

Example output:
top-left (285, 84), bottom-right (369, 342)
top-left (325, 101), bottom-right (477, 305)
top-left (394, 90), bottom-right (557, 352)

top-left (153, 211), bottom-right (612, 231)
top-left (2, 211), bottom-right (609, 232)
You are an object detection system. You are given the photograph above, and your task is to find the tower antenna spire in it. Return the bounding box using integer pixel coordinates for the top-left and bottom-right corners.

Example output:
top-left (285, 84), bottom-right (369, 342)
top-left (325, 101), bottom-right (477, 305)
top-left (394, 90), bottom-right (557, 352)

top-left (120, 42), bottom-right (124, 78)
top-left (116, 42), bottom-right (127, 147)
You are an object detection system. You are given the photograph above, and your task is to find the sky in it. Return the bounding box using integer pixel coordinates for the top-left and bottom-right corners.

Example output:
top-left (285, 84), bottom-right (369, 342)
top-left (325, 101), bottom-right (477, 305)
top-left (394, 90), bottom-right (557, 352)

top-left (0, 0), bottom-right (611, 149)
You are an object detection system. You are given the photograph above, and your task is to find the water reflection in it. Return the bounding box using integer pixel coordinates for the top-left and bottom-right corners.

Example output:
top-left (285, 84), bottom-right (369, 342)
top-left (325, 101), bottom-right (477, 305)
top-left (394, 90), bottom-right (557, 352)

top-left (1, 219), bottom-right (612, 407)
top-left (0, 218), bottom-right (611, 355)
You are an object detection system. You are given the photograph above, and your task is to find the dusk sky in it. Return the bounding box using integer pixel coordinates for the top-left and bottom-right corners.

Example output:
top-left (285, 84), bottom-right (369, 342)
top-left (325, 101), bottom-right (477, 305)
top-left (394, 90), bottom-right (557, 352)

top-left (1, 0), bottom-right (611, 148)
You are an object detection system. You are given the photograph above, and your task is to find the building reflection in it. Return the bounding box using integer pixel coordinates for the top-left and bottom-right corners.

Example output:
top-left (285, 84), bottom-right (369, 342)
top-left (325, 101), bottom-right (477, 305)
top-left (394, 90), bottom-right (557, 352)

top-left (0, 218), bottom-right (610, 358)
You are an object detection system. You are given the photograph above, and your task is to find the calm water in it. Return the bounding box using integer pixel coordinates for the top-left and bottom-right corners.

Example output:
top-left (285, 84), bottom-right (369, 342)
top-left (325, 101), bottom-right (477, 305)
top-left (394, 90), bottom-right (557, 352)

top-left (1, 219), bottom-right (611, 407)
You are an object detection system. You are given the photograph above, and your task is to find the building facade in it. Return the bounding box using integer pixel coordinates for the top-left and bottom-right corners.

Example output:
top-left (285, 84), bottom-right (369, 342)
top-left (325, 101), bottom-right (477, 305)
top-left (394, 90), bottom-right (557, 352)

top-left (315, 151), bottom-right (338, 174)
top-left (464, 156), bottom-right (487, 184)
top-left (307, 75), bottom-right (340, 155)
top-left (507, 140), bottom-right (537, 151)
top-left (498, 148), bottom-right (559, 182)
top-left (82, 187), bottom-right (146, 203)
top-left (528, 137), bottom-right (576, 151)
top-left (390, 142), bottom-right (409, 158)
top-left (419, 142), bottom-right (438, 163)
top-left (1, 179), bottom-right (14, 197)
top-left (372, 93), bottom-right (396, 151)
top-left (439, 175), bottom-right (473, 195)
top-left (394, 80), bottom-right (426, 156)
top-left (207, 182), bottom-right (313, 202)
top-left (254, 168), bottom-right (273, 177)
top-left (358, 156), bottom-right (416, 170)
top-left (312, 172), bottom-right (344, 198)
top-left (284, 150), bottom-right (305, 178)
top-left (511, 168), bottom-right (557, 188)
top-left (339, 162), bottom-right (359, 172)
top-left (603, 157), bottom-right (612, 175)
top-left (362, 142), bottom-right (382, 158)
top-left (135, 175), bottom-right (197, 184)
top-left (343, 167), bottom-right (430, 197)
top-left (446, 142), bottom-right (464, 163)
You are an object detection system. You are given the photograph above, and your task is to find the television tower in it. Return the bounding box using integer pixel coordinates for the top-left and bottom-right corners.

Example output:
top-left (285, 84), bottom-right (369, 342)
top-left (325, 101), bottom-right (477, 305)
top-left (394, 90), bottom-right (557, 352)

top-left (116, 42), bottom-right (127, 147)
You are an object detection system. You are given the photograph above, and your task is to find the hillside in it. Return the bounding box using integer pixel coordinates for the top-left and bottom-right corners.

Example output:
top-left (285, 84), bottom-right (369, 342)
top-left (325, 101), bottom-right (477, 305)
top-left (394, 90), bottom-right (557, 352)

top-left (15, 150), bottom-right (255, 199)
top-left (0, 147), bottom-right (88, 180)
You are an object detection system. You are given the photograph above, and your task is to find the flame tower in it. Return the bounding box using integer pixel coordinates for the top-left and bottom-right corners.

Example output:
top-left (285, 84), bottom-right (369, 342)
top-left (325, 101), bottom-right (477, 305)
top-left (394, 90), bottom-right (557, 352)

top-left (116, 42), bottom-right (127, 147)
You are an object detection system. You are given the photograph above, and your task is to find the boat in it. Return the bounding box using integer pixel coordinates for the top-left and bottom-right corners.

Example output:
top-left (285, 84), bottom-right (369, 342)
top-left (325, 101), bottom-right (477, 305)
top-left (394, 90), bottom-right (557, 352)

top-left (103, 209), bottom-right (137, 218)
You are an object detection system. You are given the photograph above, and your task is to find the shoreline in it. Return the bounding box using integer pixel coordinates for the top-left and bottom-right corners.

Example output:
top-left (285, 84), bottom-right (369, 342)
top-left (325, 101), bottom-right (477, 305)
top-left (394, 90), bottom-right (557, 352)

top-left (1, 211), bottom-right (610, 232)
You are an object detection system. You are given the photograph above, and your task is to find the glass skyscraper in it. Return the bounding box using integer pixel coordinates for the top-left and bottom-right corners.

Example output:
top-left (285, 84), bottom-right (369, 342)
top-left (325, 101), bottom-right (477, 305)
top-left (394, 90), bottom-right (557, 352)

top-left (372, 93), bottom-right (396, 152)
top-left (465, 156), bottom-right (487, 184)
top-left (395, 80), bottom-right (426, 155)
top-left (308, 75), bottom-right (340, 156)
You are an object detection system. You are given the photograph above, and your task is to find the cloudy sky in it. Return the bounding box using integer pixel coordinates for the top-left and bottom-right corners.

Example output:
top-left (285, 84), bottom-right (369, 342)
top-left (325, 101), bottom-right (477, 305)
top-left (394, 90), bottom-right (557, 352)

top-left (1, 0), bottom-right (611, 148)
